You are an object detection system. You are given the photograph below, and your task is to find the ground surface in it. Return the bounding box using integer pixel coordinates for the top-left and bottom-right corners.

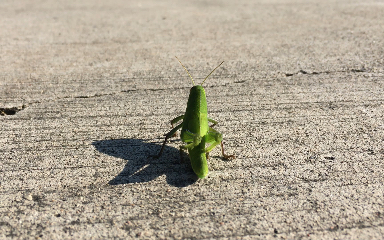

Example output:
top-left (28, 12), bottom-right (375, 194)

top-left (1, 0), bottom-right (384, 239)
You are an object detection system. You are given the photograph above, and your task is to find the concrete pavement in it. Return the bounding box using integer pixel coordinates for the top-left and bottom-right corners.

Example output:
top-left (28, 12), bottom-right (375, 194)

top-left (1, 0), bottom-right (383, 239)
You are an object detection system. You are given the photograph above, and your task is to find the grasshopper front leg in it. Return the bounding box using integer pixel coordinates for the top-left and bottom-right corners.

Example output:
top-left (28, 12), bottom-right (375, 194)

top-left (205, 127), bottom-right (235, 160)
top-left (208, 118), bottom-right (218, 128)
top-left (178, 129), bottom-right (204, 162)
top-left (180, 130), bottom-right (203, 150)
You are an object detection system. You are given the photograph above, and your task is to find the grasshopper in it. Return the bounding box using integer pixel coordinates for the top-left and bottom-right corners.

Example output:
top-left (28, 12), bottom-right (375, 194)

top-left (153, 57), bottom-right (235, 179)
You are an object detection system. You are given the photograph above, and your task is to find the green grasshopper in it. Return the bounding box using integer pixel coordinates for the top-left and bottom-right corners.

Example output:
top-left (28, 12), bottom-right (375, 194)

top-left (152, 57), bottom-right (235, 179)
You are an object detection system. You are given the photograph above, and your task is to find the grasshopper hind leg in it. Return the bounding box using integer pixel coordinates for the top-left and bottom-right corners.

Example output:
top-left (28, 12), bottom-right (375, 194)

top-left (220, 141), bottom-right (235, 160)
top-left (151, 122), bottom-right (183, 159)
top-left (171, 115), bottom-right (184, 137)
top-left (205, 127), bottom-right (235, 160)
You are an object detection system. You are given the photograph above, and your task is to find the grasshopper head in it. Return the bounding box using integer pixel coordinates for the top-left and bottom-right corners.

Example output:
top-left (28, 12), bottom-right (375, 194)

top-left (186, 85), bottom-right (208, 116)
top-left (189, 85), bottom-right (206, 99)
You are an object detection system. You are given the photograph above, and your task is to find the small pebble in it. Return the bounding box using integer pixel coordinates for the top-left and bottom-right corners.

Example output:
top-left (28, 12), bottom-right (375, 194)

top-left (25, 194), bottom-right (33, 201)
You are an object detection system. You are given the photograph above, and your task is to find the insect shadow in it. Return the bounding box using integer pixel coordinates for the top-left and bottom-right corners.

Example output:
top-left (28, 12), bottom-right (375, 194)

top-left (92, 138), bottom-right (198, 187)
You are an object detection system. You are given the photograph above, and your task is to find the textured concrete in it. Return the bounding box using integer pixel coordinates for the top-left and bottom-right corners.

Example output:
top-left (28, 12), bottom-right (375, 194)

top-left (1, 0), bottom-right (384, 239)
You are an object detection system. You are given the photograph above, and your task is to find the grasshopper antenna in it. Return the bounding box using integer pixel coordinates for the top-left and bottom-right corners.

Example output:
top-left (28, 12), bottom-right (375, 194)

top-left (201, 61), bottom-right (224, 86)
top-left (175, 56), bottom-right (195, 86)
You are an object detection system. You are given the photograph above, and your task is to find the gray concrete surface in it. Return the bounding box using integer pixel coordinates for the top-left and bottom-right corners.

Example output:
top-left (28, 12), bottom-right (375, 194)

top-left (1, 0), bottom-right (384, 239)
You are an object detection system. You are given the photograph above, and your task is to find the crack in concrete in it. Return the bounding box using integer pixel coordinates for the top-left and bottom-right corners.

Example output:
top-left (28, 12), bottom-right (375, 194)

top-left (284, 68), bottom-right (366, 77)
